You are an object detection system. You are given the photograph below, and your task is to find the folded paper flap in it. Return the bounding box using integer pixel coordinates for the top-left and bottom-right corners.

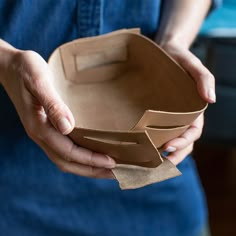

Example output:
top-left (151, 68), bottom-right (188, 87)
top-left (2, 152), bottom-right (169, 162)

top-left (71, 128), bottom-right (150, 143)
top-left (83, 137), bottom-right (138, 146)
top-left (132, 109), bottom-right (206, 130)
top-left (69, 128), bottom-right (163, 166)
top-left (67, 63), bottom-right (127, 84)
top-left (75, 45), bottom-right (127, 71)
top-left (72, 44), bottom-right (128, 84)
top-left (113, 159), bottom-right (182, 190)
top-left (145, 125), bottom-right (189, 148)
top-left (59, 32), bottom-right (132, 81)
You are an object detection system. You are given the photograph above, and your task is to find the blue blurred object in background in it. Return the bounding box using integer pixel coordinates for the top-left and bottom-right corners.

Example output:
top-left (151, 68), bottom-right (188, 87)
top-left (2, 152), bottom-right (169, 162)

top-left (201, 0), bottom-right (236, 36)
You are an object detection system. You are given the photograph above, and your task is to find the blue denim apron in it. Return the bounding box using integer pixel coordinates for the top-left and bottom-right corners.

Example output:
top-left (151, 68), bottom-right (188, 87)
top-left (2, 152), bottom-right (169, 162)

top-left (0, 1), bottom-right (216, 235)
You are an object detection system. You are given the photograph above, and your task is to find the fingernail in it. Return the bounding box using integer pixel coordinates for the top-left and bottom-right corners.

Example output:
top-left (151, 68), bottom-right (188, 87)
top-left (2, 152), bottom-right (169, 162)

top-left (165, 146), bottom-right (176, 152)
top-left (57, 118), bottom-right (72, 134)
top-left (161, 151), bottom-right (169, 157)
top-left (105, 155), bottom-right (116, 168)
top-left (208, 88), bottom-right (216, 103)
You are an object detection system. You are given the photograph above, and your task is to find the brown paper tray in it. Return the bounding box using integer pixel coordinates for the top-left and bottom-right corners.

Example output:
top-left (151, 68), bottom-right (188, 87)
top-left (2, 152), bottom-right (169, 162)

top-left (48, 29), bottom-right (207, 189)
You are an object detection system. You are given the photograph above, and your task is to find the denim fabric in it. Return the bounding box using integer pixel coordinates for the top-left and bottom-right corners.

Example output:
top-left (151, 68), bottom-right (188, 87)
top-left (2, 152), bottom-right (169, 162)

top-left (0, 1), bottom-right (218, 235)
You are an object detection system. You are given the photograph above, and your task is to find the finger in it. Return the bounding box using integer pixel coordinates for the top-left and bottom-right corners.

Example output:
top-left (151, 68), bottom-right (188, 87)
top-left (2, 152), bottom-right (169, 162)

top-left (166, 144), bottom-right (194, 166)
top-left (43, 146), bottom-right (115, 179)
top-left (20, 50), bottom-right (74, 134)
top-left (164, 114), bottom-right (203, 152)
top-left (176, 50), bottom-right (216, 103)
top-left (35, 118), bottom-right (116, 169)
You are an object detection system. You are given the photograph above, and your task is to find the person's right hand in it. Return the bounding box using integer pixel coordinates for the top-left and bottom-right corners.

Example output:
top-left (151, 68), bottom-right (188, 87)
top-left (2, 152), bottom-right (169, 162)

top-left (0, 40), bottom-right (116, 179)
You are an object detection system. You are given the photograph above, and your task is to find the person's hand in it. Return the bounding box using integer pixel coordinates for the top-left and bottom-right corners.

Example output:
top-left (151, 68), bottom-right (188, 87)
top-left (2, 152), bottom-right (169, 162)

top-left (0, 44), bottom-right (115, 178)
top-left (160, 42), bottom-right (215, 165)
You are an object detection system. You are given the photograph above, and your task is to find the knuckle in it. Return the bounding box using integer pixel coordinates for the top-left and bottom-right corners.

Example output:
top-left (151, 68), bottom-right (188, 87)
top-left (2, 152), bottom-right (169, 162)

top-left (193, 57), bottom-right (202, 66)
top-left (181, 136), bottom-right (190, 146)
top-left (79, 150), bottom-right (96, 167)
top-left (21, 51), bottom-right (43, 69)
top-left (88, 167), bottom-right (100, 178)
top-left (201, 71), bottom-right (213, 81)
top-left (13, 51), bottom-right (41, 78)
top-left (194, 67), bottom-right (214, 84)
top-left (14, 51), bottom-right (49, 94)
top-left (22, 50), bottom-right (40, 59)
top-left (46, 102), bottom-right (63, 118)
top-left (183, 55), bottom-right (201, 68)
top-left (80, 166), bottom-right (97, 178)
top-left (28, 74), bottom-right (42, 88)
top-left (63, 153), bottom-right (72, 162)
top-left (196, 72), bottom-right (210, 83)
top-left (90, 167), bottom-right (108, 179)
top-left (208, 73), bottom-right (215, 81)
top-left (87, 152), bottom-right (96, 167)
top-left (62, 144), bottom-right (74, 162)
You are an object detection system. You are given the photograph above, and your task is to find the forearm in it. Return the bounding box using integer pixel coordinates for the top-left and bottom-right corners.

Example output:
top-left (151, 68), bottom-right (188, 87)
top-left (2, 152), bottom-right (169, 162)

top-left (155, 0), bottom-right (211, 48)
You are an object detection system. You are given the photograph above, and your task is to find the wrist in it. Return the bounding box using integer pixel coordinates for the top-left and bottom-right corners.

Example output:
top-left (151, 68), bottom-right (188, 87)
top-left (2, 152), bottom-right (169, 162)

top-left (0, 39), bottom-right (19, 86)
top-left (155, 34), bottom-right (190, 50)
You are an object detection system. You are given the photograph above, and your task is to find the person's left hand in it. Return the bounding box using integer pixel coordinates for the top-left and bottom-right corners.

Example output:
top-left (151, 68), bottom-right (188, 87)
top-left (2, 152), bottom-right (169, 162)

top-left (159, 42), bottom-right (216, 165)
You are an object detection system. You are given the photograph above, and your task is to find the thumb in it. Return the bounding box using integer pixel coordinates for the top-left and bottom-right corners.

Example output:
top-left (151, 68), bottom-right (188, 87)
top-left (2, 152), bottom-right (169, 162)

top-left (161, 45), bottom-right (216, 103)
top-left (43, 93), bottom-right (75, 135)
top-left (173, 49), bottom-right (216, 103)
top-left (22, 51), bottom-right (75, 134)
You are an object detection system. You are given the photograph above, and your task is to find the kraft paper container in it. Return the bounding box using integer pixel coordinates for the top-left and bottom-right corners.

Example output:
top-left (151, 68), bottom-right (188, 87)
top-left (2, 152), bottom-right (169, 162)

top-left (48, 29), bottom-right (207, 189)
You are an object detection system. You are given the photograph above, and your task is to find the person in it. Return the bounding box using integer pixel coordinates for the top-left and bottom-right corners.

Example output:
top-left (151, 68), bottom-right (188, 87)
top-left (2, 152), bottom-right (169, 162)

top-left (0, 1), bottom-right (221, 235)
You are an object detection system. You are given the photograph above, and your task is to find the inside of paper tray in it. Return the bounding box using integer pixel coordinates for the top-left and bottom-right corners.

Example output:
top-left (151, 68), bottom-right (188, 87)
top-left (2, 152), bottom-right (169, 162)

top-left (49, 32), bottom-right (206, 131)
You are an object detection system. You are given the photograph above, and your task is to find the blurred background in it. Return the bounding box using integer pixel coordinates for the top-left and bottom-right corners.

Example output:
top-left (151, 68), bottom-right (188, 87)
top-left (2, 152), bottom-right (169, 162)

top-left (192, 0), bottom-right (236, 235)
